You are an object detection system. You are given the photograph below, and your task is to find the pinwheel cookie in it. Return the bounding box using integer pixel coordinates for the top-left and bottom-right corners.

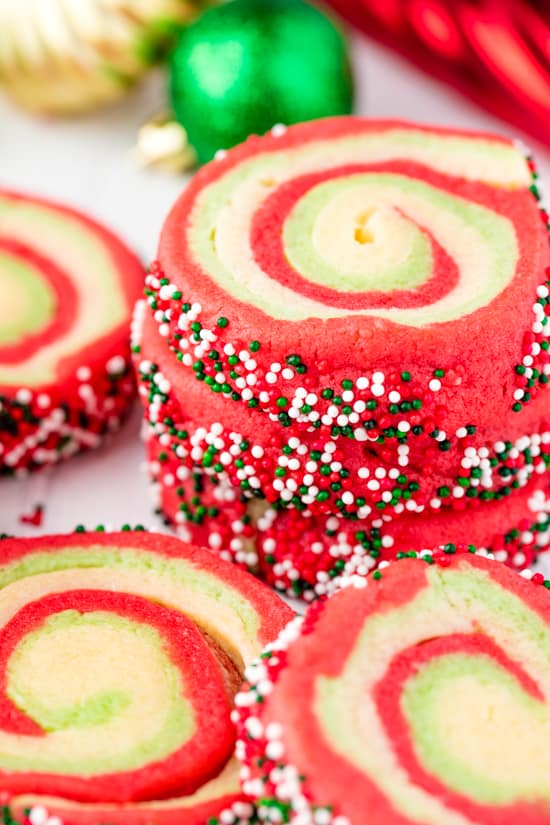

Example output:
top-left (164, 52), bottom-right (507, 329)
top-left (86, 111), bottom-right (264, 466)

top-left (138, 304), bottom-right (550, 521)
top-left (253, 477), bottom-right (550, 598)
top-left (139, 117), bottom-right (550, 566)
top-left (145, 421), bottom-right (550, 597)
top-left (0, 191), bottom-right (143, 475)
top-left (137, 301), bottom-right (550, 596)
top-left (0, 529), bottom-right (293, 824)
top-left (145, 117), bottom-right (550, 487)
top-left (236, 551), bottom-right (550, 823)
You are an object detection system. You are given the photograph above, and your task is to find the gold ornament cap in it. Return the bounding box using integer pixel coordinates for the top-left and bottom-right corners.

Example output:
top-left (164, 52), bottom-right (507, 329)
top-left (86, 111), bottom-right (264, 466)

top-left (132, 112), bottom-right (197, 172)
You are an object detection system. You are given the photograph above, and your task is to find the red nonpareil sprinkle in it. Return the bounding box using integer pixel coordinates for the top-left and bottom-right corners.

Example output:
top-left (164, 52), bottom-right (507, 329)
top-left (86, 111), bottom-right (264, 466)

top-left (19, 504), bottom-right (44, 528)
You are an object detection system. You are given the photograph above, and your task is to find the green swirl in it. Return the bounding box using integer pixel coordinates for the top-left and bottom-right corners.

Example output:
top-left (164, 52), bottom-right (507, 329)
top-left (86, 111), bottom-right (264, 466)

top-left (3, 610), bottom-right (192, 775)
top-left (0, 252), bottom-right (54, 347)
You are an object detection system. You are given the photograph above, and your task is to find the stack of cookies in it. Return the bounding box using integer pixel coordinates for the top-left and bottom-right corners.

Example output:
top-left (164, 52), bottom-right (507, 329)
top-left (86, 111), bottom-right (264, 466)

top-left (135, 116), bottom-right (550, 598)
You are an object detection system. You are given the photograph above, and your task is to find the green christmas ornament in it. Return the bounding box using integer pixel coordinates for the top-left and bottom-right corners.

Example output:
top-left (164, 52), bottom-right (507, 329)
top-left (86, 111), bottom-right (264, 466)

top-left (169, 0), bottom-right (354, 164)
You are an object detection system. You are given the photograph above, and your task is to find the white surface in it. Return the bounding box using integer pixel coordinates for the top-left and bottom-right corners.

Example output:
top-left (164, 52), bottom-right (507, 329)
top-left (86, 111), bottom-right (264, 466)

top-left (1, 33), bottom-right (550, 539)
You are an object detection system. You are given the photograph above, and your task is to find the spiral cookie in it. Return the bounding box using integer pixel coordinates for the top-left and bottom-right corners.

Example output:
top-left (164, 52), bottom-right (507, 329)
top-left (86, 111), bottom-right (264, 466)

top-left (137, 302), bottom-right (550, 595)
top-left (0, 191), bottom-right (143, 475)
top-left (236, 551), bottom-right (550, 823)
top-left (146, 422), bottom-right (550, 597)
top-left (0, 529), bottom-right (293, 824)
top-left (142, 119), bottom-right (550, 504)
top-left (253, 477), bottom-right (550, 598)
top-left (147, 118), bottom-right (550, 460)
top-left (139, 305), bottom-right (550, 514)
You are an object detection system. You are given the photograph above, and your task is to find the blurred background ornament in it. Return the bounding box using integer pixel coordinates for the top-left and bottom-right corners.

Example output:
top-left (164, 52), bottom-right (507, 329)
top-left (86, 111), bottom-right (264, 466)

top-left (169, 0), bottom-right (355, 165)
top-left (0, 0), bottom-right (205, 115)
top-left (132, 111), bottom-right (197, 171)
top-left (324, 0), bottom-right (550, 149)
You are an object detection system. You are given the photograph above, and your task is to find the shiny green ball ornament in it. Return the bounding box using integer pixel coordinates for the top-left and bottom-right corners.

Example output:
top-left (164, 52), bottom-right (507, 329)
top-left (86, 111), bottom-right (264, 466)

top-left (169, 0), bottom-right (354, 164)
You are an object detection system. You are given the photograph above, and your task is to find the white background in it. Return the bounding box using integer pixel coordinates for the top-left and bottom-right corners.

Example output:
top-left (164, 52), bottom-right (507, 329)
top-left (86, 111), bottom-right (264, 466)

top-left (1, 32), bottom-right (550, 540)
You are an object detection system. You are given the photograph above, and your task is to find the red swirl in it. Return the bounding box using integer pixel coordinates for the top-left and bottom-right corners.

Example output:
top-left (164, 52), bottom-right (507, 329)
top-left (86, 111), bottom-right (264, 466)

top-left (375, 633), bottom-right (546, 825)
top-left (0, 531), bottom-right (293, 824)
top-left (250, 162), bottom-right (461, 309)
top-left (0, 590), bottom-right (237, 803)
top-left (0, 237), bottom-right (78, 364)
top-left (236, 554), bottom-right (550, 823)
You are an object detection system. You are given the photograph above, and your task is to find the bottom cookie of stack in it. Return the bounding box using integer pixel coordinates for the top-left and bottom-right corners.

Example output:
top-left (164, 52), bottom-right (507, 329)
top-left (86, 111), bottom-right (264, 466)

top-left (146, 428), bottom-right (550, 599)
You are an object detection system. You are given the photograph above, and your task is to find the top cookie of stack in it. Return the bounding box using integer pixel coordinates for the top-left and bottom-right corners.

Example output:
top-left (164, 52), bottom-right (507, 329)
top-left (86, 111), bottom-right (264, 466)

top-left (136, 117), bottom-right (550, 596)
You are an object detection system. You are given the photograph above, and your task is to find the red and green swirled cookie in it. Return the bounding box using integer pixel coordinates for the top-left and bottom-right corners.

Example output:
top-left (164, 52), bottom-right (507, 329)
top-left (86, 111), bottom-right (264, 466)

top-left (253, 477), bottom-right (550, 598)
top-left (0, 529), bottom-right (293, 824)
top-left (144, 117), bottom-right (550, 487)
top-left (135, 303), bottom-right (550, 597)
top-left (145, 421), bottom-right (550, 597)
top-left (136, 304), bottom-right (550, 548)
top-left (236, 551), bottom-right (550, 823)
top-left (0, 191), bottom-right (144, 475)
